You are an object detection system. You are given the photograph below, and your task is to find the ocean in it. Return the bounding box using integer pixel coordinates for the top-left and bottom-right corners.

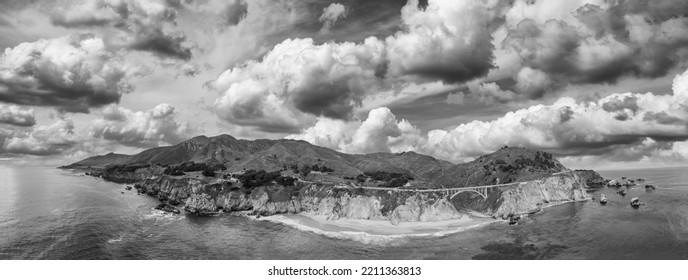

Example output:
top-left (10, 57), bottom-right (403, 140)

top-left (1, 164), bottom-right (688, 259)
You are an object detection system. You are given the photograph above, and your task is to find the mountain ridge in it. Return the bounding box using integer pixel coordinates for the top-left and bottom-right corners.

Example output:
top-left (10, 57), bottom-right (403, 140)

top-left (64, 134), bottom-right (568, 187)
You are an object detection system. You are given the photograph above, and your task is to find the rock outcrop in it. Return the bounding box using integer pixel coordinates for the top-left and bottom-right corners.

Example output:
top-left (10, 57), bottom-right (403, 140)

top-left (66, 135), bottom-right (595, 224)
top-left (471, 173), bottom-right (589, 218)
top-left (574, 169), bottom-right (607, 187)
top-left (155, 203), bottom-right (181, 214)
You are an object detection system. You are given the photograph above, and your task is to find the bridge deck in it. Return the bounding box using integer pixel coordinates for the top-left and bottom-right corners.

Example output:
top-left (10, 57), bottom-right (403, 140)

top-left (333, 170), bottom-right (574, 193)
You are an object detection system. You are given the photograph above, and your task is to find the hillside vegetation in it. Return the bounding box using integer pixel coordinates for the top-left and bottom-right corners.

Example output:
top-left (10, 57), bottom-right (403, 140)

top-left (64, 135), bottom-right (567, 189)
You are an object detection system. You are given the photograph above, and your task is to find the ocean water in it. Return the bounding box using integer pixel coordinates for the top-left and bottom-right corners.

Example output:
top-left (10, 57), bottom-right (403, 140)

top-left (1, 164), bottom-right (688, 259)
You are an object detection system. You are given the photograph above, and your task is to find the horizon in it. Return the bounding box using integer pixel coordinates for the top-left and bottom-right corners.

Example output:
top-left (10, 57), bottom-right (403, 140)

top-left (2, 0), bottom-right (688, 170)
top-left (4, 132), bottom-right (688, 172)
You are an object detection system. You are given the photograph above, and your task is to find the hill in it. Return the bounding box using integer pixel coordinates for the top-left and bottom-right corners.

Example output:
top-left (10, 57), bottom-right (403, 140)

top-left (433, 146), bottom-right (567, 188)
top-left (62, 152), bottom-right (132, 169)
top-left (65, 135), bottom-right (568, 187)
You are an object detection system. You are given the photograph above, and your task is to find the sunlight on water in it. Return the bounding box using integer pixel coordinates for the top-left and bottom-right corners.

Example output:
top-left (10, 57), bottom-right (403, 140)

top-left (0, 164), bottom-right (18, 221)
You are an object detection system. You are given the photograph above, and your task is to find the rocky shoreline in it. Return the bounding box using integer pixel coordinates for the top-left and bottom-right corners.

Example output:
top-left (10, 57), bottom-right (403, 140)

top-left (85, 167), bottom-right (591, 224)
top-left (63, 137), bottom-right (595, 225)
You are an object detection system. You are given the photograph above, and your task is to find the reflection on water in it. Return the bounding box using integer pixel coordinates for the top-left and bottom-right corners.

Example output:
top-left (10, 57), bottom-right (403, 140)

top-left (1, 164), bottom-right (688, 259)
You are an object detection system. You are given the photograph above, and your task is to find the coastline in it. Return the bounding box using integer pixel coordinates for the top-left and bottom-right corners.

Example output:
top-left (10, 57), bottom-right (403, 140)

top-left (252, 212), bottom-right (503, 245)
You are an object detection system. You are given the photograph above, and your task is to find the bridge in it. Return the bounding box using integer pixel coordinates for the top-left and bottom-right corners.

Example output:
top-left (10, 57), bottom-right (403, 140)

top-left (333, 170), bottom-right (575, 200)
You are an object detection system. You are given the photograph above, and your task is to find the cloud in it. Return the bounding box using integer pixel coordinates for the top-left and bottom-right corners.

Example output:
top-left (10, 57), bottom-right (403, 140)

top-left (209, 37), bottom-right (387, 132)
top-left (90, 103), bottom-right (196, 148)
top-left (287, 107), bottom-right (424, 154)
top-left (342, 107), bottom-right (424, 154)
top-left (502, 1), bottom-right (688, 95)
top-left (220, 0), bottom-right (249, 26)
top-left (0, 104), bottom-right (35, 126)
top-left (319, 3), bottom-right (348, 34)
top-left (2, 118), bottom-right (80, 156)
top-left (445, 92), bottom-right (465, 105)
top-left (0, 34), bottom-right (140, 112)
top-left (384, 0), bottom-right (498, 84)
top-left (50, 0), bottom-right (193, 60)
top-left (209, 0), bottom-right (502, 132)
top-left (291, 67), bottom-right (688, 164)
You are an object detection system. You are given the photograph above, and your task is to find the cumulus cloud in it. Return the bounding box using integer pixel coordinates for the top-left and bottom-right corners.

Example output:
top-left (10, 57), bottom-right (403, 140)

top-left (209, 0), bottom-right (502, 132)
top-left (0, 34), bottom-right (139, 112)
top-left (90, 103), bottom-right (196, 148)
top-left (343, 107), bottom-right (424, 153)
top-left (319, 3), bottom-right (348, 34)
top-left (384, 0), bottom-right (498, 84)
top-left (292, 67), bottom-right (688, 163)
top-left (50, 0), bottom-right (193, 60)
top-left (2, 118), bottom-right (80, 156)
top-left (502, 0), bottom-right (688, 95)
top-left (0, 104), bottom-right (35, 126)
top-left (209, 37), bottom-right (387, 132)
top-left (288, 107), bottom-right (424, 154)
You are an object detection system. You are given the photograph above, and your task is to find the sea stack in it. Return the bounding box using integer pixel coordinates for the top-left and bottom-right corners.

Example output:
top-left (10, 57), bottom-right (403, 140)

top-left (630, 197), bottom-right (641, 208)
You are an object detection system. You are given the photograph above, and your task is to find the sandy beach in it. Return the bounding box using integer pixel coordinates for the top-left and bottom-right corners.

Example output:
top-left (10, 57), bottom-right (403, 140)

top-left (257, 212), bottom-right (502, 244)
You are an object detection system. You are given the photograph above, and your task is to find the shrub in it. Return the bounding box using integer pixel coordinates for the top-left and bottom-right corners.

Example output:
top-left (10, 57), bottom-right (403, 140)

top-left (363, 171), bottom-right (413, 181)
top-left (299, 165), bottom-right (311, 177)
top-left (202, 169), bottom-right (216, 177)
top-left (378, 177), bottom-right (408, 188)
top-left (311, 164), bottom-right (334, 173)
top-left (275, 176), bottom-right (297, 187)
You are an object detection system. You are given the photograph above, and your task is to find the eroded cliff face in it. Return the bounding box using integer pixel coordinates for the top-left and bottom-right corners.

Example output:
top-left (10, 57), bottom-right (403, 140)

top-left (134, 176), bottom-right (200, 205)
top-left (574, 169), bottom-right (607, 187)
top-left (473, 173), bottom-right (589, 218)
top-left (95, 167), bottom-right (164, 184)
top-left (104, 170), bottom-right (588, 223)
top-left (179, 183), bottom-right (465, 224)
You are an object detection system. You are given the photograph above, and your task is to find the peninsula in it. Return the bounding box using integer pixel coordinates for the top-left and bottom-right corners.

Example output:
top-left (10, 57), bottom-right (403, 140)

top-left (62, 134), bottom-right (596, 224)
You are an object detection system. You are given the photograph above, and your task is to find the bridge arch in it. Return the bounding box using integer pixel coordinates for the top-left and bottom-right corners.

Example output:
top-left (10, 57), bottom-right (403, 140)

top-left (449, 188), bottom-right (488, 200)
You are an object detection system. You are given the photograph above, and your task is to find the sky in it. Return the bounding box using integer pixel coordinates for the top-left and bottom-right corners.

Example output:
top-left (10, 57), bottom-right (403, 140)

top-left (2, 0), bottom-right (688, 169)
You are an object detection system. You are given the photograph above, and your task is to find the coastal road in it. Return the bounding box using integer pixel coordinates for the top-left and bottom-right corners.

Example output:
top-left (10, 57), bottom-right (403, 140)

top-left (330, 169), bottom-right (576, 198)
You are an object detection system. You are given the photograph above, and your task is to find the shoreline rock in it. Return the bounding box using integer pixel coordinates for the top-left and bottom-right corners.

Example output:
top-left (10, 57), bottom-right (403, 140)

top-left (155, 203), bottom-right (181, 214)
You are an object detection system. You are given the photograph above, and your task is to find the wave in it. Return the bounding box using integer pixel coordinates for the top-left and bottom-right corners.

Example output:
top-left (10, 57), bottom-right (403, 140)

top-left (139, 209), bottom-right (185, 223)
top-left (107, 237), bottom-right (123, 244)
top-left (255, 214), bottom-right (502, 245)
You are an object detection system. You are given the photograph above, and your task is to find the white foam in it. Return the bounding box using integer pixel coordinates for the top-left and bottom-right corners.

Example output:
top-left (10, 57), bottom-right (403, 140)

top-left (257, 214), bottom-right (502, 245)
top-left (140, 209), bottom-right (185, 223)
top-left (107, 237), bottom-right (123, 243)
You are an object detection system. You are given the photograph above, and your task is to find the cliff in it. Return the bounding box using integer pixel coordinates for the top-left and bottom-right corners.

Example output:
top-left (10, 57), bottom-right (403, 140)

top-left (472, 173), bottom-right (590, 218)
top-left (129, 172), bottom-right (588, 223)
top-left (574, 169), bottom-right (607, 187)
top-left (67, 134), bottom-right (594, 224)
